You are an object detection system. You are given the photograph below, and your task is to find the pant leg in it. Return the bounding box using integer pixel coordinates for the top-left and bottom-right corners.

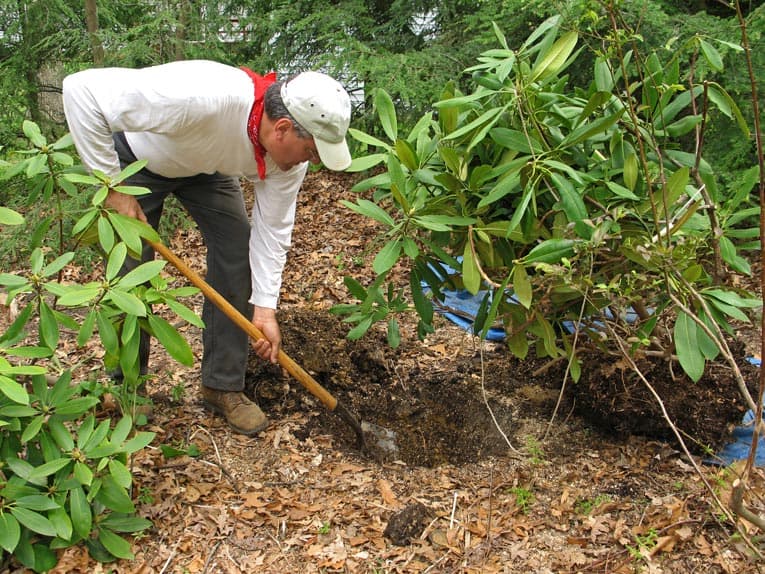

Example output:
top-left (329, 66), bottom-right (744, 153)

top-left (173, 174), bottom-right (251, 391)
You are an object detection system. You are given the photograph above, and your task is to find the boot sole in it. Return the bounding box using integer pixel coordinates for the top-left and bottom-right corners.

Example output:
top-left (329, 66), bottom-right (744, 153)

top-left (202, 400), bottom-right (269, 436)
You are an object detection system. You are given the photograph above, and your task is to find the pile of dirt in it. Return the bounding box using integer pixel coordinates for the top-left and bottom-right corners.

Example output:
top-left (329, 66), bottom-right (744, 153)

top-left (245, 305), bottom-right (754, 466)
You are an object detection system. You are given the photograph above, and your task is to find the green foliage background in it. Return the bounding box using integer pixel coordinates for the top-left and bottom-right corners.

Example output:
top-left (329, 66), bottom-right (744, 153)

top-left (0, 1), bottom-right (762, 160)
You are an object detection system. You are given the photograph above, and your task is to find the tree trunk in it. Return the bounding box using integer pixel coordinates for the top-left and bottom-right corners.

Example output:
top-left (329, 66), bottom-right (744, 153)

top-left (174, 0), bottom-right (189, 61)
top-left (84, 0), bottom-right (104, 66)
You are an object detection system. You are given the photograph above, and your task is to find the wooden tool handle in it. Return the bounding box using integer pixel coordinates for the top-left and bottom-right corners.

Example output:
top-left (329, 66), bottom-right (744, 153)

top-left (148, 240), bottom-right (338, 411)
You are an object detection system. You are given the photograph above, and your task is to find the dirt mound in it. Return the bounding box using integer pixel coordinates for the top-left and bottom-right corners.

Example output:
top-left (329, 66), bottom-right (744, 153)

top-left (245, 307), bottom-right (753, 465)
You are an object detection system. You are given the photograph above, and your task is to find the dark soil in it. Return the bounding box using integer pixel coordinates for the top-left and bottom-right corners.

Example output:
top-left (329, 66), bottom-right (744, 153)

top-left (245, 306), bottom-right (756, 467)
top-left (572, 346), bottom-right (760, 453)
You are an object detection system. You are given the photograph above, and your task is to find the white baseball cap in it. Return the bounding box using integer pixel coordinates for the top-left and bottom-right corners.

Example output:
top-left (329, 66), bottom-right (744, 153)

top-left (281, 72), bottom-right (352, 171)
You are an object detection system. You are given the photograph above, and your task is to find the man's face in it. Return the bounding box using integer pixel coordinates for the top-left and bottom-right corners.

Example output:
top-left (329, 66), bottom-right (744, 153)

top-left (267, 121), bottom-right (321, 171)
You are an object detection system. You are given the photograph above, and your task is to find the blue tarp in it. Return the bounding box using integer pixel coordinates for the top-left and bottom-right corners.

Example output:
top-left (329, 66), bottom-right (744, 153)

top-left (427, 280), bottom-right (764, 467)
top-left (712, 357), bottom-right (764, 466)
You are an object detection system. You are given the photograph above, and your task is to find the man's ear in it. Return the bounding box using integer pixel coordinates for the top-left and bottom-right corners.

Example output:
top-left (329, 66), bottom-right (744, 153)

top-left (273, 117), bottom-right (293, 140)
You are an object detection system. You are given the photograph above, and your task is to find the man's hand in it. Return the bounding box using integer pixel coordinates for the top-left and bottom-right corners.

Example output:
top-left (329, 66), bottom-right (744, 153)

top-left (106, 189), bottom-right (147, 223)
top-left (251, 306), bottom-right (281, 364)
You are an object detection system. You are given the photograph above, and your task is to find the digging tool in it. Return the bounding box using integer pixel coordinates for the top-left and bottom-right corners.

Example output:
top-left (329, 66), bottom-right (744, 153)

top-left (146, 239), bottom-right (369, 448)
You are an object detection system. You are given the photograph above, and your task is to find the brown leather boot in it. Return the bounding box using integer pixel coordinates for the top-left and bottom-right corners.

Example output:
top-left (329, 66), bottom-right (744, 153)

top-left (201, 387), bottom-right (269, 436)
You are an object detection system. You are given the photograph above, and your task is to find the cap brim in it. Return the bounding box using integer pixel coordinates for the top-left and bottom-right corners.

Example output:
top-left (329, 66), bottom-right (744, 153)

top-left (315, 138), bottom-right (352, 171)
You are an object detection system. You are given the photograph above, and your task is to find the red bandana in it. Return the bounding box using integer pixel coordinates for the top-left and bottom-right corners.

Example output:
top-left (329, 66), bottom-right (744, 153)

top-left (240, 67), bottom-right (277, 179)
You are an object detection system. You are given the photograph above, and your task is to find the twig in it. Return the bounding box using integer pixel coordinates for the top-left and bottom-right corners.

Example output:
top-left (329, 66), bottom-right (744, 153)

top-left (449, 491), bottom-right (458, 529)
top-left (158, 539), bottom-right (180, 574)
top-left (201, 537), bottom-right (225, 573)
top-left (731, 478), bottom-right (765, 531)
top-left (478, 344), bottom-right (523, 457)
top-left (190, 426), bottom-right (240, 493)
top-left (544, 263), bottom-right (591, 441)
top-left (667, 286), bottom-right (756, 412)
top-left (607, 322), bottom-right (763, 559)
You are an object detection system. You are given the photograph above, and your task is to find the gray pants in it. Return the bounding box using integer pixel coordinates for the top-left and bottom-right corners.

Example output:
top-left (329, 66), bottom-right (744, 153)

top-left (113, 133), bottom-right (251, 391)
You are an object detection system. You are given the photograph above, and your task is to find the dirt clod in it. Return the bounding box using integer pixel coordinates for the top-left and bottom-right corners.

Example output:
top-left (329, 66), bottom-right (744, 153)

top-left (384, 502), bottom-right (431, 546)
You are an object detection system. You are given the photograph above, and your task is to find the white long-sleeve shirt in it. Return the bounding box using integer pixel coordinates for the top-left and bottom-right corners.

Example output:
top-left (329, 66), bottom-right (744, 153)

top-left (62, 60), bottom-right (307, 309)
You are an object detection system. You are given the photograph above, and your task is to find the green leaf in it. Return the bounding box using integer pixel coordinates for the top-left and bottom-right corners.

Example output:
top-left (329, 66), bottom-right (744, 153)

top-left (73, 461), bottom-right (93, 486)
top-left (108, 459), bottom-right (133, 489)
top-left (70, 486), bottom-right (92, 539)
top-left (703, 288), bottom-right (761, 309)
top-left (507, 327), bottom-right (529, 359)
top-left (374, 89), bottom-right (398, 142)
top-left (387, 318), bottom-right (401, 349)
top-left (347, 315), bottom-right (373, 341)
top-left (96, 475), bottom-right (135, 514)
top-left (550, 173), bottom-right (586, 222)
top-left (623, 152), bottom-right (638, 191)
top-left (20, 414), bottom-right (44, 443)
top-left (38, 301), bottom-right (60, 349)
top-left (699, 39), bottom-right (723, 71)
top-left (23, 120), bottom-right (46, 147)
top-left (96, 310), bottom-right (119, 356)
top-left (107, 213), bottom-right (145, 256)
top-left (122, 431), bottom-right (155, 454)
top-left (118, 260), bottom-right (166, 289)
top-left (410, 269), bottom-right (433, 325)
top-left (348, 128), bottom-right (390, 150)
top-left (394, 139), bottom-right (418, 171)
top-left (98, 527), bottom-right (135, 559)
top-left (343, 276), bottom-right (368, 301)
top-left (707, 83), bottom-right (748, 135)
top-left (111, 160), bottom-right (148, 184)
top-left (16, 495), bottom-right (60, 512)
top-left (522, 239), bottom-right (576, 264)
top-left (0, 375), bottom-right (31, 404)
top-left (462, 244), bottom-right (481, 295)
top-left (0, 513), bottom-right (21, 552)
top-left (594, 58), bottom-right (614, 92)
top-left (490, 128), bottom-right (543, 154)
top-left (341, 199), bottom-right (395, 227)
top-left (108, 289), bottom-right (147, 317)
top-left (41, 252), bottom-right (75, 278)
top-left (346, 153), bottom-right (387, 172)
top-left (10, 507), bottom-right (57, 537)
top-left (513, 264), bottom-right (532, 309)
top-left (47, 418), bottom-right (74, 451)
top-left (54, 396), bottom-right (99, 416)
top-left (443, 106), bottom-right (504, 143)
top-left (147, 314), bottom-right (194, 366)
top-left (531, 30), bottom-right (578, 81)
top-left (413, 215), bottom-right (476, 231)
top-left (63, 172), bottom-right (100, 186)
top-left (48, 506), bottom-right (73, 541)
top-left (560, 109), bottom-right (623, 148)
top-left (605, 180), bottom-right (640, 201)
top-left (56, 284), bottom-right (101, 307)
top-left (665, 114), bottom-right (702, 137)
top-left (106, 242), bottom-right (128, 282)
top-left (373, 239), bottom-right (402, 275)
top-left (27, 458), bottom-right (71, 481)
top-left (100, 514), bottom-right (152, 533)
top-left (165, 299), bottom-right (205, 328)
top-left (0, 206), bottom-right (24, 225)
top-left (674, 311), bottom-right (704, 382)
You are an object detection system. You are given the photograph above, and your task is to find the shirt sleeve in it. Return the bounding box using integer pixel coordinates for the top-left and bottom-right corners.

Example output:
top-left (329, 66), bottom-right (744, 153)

top-left (62, 67), bottom-right (189, 176)
top-left (248, 161), bottom-right (308, 309)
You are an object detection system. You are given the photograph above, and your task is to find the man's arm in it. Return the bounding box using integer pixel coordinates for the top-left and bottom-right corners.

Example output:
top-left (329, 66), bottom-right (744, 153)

top-left (248, 162), bottom-right (309, 361)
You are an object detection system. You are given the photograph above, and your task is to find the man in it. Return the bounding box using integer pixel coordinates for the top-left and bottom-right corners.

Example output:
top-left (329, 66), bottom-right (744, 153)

top-left (62, 60), bottom-right (352, 435)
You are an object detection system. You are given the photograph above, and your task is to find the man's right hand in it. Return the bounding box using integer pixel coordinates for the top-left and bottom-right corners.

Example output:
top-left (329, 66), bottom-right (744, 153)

top-left (105, 189), bottom-right (147, 223)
